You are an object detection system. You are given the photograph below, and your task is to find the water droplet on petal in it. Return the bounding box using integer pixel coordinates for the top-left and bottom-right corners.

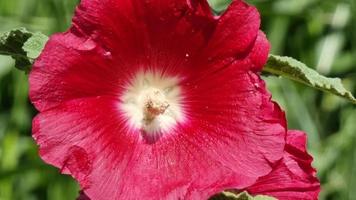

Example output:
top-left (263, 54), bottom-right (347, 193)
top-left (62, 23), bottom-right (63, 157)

top-left (78, 38), bottom-right (96, 51)
top-left (254, 83), bottom-right (260, 89)
top-left (104, 51), bottom-right (111, 57)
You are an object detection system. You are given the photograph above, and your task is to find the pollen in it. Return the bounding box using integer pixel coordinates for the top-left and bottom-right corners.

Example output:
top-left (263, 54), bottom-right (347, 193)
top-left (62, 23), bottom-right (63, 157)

top-left (142, 88), bottom-right (170, 123)
top-left (120, 71), bottom-right (184, 134)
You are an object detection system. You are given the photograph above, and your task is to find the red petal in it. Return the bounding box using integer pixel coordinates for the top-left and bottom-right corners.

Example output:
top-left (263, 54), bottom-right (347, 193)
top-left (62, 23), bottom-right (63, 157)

top-left (73, 0), bottom-right (260, 68)
top-left (29, 33), bottom-right (127, 112)
top-left (72, 0), bottom-right (215, 61)
top-left (200, 0), bottom-right (261, 60)
top-left (249, 31), bottom-right (270, 72)
top-left (246, 130), bottom-right (320, 200)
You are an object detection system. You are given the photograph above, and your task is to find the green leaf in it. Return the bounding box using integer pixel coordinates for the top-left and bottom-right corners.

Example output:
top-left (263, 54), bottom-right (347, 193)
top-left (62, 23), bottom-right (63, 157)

top-left (0, 28), bottom-right (48, 72)
top-left (0, 28), bottom-right (32, 71)
top-left (263, 55), bottom-right (356, 104)
top-left (23, 32), bottom-right (48, 60)
top-left (254, 195), bottom-right (277, 200)
top-left (210, 191), bottom-right (276, 200)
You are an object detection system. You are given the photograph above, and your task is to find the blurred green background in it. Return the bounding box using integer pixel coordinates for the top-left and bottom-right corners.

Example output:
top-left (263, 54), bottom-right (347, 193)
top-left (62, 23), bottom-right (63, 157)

top-left (0, 0), bottom-right (355, 199)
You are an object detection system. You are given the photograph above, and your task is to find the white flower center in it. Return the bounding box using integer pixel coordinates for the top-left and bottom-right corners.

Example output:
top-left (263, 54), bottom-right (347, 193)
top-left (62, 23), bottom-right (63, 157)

top-left (120, 71), bottom-right (184, 135)
top-left (142, 88), bottom-right (170, 123)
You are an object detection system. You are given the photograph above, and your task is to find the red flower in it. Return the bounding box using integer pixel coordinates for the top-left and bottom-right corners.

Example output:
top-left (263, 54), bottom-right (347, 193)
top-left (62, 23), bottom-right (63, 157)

top-left (246, 130), bottom-right (320, 200)
top-left (29, 0), bottom-right (287, 199)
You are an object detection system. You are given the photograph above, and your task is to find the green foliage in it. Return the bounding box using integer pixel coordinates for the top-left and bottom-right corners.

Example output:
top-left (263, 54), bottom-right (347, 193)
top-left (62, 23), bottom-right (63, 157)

top-left (23, 32), bottom-right (48, 60)
top-left (0, 28), bottom-right (32, 72)
top-left (210, 191), bottom-right (276, 200)
top-left (0, 28), bottom-right (48, 72)
top-left (265, 55), bottom-right (356, 104)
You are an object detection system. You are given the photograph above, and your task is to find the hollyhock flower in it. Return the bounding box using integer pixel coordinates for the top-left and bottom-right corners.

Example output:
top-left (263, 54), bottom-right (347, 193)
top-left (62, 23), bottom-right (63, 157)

top-left (29, 0), bottom-right (287, 199)
top-left (246, 130), bottom-right (320, 200)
